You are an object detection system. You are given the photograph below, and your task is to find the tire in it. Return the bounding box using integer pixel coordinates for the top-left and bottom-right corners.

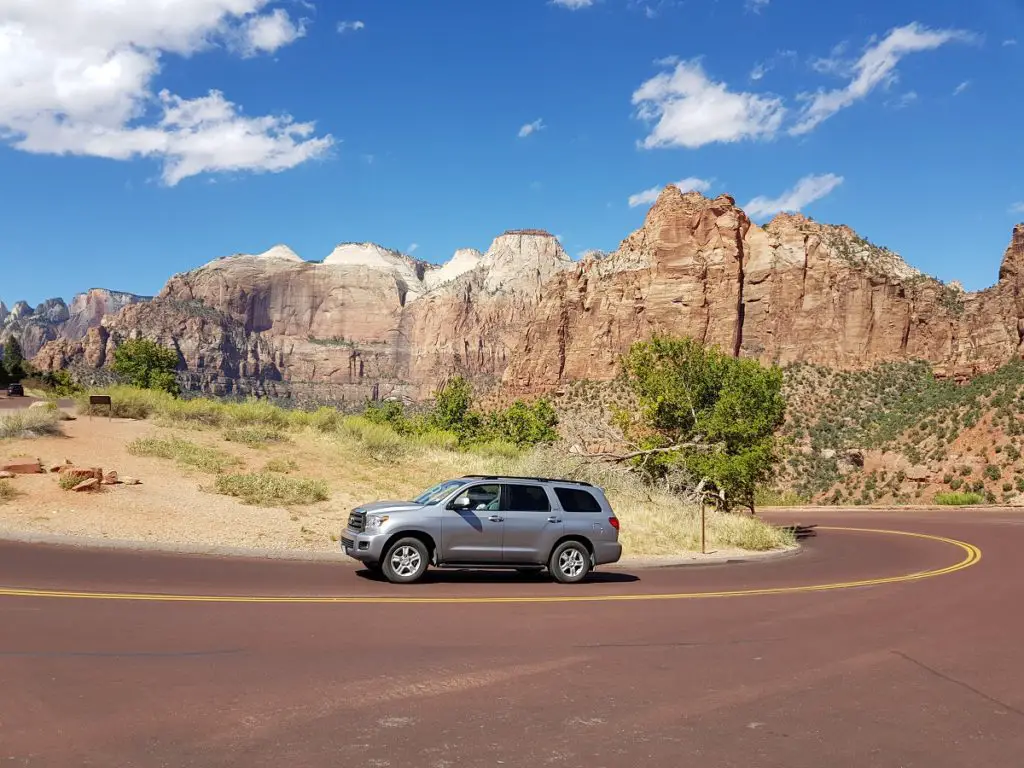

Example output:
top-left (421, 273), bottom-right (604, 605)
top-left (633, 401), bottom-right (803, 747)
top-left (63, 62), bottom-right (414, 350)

top-left (381, 537), bottom-right (430, 584)
top-left (548, 540), bottom-right (591, 584)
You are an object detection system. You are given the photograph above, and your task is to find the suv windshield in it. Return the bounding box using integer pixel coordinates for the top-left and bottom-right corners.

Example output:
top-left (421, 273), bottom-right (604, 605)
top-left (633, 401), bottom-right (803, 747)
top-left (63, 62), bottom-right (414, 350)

top-left (413, 479), bottom-right (467, 505)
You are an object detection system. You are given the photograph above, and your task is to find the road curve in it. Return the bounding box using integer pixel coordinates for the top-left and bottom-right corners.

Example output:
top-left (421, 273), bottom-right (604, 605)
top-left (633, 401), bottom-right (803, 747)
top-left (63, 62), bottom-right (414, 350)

top-left (2, 508), bottom-right (1023, 767)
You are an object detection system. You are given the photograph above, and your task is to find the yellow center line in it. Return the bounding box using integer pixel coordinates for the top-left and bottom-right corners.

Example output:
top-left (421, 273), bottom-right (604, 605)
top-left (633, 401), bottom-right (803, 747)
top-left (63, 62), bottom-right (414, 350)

top-left (0, 527), bottom-right (981, 605)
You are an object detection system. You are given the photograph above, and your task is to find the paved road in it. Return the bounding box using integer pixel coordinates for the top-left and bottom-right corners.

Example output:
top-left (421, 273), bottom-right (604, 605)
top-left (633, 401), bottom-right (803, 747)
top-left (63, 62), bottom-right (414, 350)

top-left (1, 509), bottom-right (1021, 767)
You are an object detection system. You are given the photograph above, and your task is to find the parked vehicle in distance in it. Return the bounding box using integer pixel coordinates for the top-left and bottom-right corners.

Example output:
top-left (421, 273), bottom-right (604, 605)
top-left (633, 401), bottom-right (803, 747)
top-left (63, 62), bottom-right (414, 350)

top-left (341, 475), bottom-right (622, 584)
top-left (6, 383), bottom-right (24, 397)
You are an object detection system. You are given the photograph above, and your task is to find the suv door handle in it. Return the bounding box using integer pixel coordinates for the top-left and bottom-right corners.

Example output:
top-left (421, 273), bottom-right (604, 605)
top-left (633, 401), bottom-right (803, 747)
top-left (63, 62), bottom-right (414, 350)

top-left (488, 515), bottom-right (504, 523)
top-left (547, 516), bottom-right (562, 524)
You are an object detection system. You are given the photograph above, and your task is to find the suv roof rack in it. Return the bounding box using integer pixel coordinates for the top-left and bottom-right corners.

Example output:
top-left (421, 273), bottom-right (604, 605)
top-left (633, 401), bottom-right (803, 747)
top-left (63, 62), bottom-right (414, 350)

top-left (461, 474), bottom-right (594, 488)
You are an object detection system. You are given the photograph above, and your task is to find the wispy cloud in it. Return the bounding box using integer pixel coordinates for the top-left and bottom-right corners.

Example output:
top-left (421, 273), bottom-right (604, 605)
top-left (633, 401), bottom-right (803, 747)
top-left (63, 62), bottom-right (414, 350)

top-left (1011, 202), bottom-right (1024, 215)
top-left (551, 0), bottom-right (595, 8)
top-left (746, 0), bottom-right (770, 13)
top-left (518, 118), bottom-right (546, 138)
top-left (745, 174), bottom-right (844, 219)
top-left (337, 20), bottom-right (366, 34)
top-left (953, 80), bottom-right (972, 96)
top-left (633, 59), bottom-right (785, 148)
top-left (407, 243), bottom-right (419, 254)
top-left (628, 177), bottom-right (711, 208)
top-left (792, 23), bottom-right (974, 135)
top-left (1004, 39), bottom-right (1018, 46)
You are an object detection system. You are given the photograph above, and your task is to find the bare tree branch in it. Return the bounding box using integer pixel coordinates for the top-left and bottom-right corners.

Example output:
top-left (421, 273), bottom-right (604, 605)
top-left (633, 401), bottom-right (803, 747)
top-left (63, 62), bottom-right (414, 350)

top-left (580, 440), bottom-right (723, 463)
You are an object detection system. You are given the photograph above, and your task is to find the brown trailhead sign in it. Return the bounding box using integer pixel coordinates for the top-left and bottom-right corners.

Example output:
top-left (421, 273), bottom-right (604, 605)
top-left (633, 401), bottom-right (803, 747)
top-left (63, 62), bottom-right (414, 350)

top-left (89, 395), bottom-right (112, 420)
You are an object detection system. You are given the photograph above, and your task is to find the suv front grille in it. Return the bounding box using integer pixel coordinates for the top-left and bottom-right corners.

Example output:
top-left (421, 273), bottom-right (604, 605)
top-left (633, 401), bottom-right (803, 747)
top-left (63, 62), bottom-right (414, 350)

top-left (347, 510), bottom-right (366, 532)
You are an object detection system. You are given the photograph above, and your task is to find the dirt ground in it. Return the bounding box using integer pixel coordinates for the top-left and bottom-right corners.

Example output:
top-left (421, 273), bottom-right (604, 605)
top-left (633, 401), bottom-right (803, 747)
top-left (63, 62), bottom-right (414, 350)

top-left (0, 411), bottom-right (360, 553)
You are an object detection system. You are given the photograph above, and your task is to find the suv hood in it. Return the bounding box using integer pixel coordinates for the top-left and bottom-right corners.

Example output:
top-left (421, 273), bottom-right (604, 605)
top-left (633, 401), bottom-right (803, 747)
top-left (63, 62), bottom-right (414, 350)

top-left (356, 501), bottom-right (423, 514)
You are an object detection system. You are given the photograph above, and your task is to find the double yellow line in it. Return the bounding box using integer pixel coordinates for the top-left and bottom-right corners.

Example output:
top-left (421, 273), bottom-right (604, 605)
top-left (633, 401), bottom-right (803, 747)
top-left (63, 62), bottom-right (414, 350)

top-left (0, 527), bottom-right (981, 605)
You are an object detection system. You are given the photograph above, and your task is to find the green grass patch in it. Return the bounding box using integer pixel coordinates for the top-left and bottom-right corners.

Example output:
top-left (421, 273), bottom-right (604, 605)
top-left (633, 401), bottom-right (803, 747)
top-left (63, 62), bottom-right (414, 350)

top-left (934, 492), bottom-right (985, 506)
top-left (264, 458), bottom-right (300, 473)
top-left (214, 472), bottom-right (330, 507)
top-left (223, 424), bottom-right (288, 448)
top-left (127, 437), bottom-right (243, 474)
top-left (0, 408), bottom-right (63, 440)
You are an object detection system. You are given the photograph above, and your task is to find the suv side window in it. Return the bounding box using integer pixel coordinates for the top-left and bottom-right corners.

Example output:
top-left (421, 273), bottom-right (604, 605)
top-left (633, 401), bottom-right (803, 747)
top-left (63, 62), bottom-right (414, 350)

top-left (554, 487), bottom-right (602, 513)
top-left (503, 484), bottom-right (550, 512)
top-left (450, 484), bottom-right (501, 512)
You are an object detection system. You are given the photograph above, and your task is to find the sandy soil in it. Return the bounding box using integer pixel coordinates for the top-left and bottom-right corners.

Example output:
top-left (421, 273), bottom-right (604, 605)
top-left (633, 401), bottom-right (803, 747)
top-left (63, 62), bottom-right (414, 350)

top-left (0, 412), bottom-right (354, 553)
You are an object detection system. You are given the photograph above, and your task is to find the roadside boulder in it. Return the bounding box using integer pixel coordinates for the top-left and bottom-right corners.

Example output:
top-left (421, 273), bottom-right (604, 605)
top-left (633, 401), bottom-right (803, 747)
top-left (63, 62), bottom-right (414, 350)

top-left (121, 477), bottom-right (141, 486)
top-left (58, 466), bottom-right (103, 481)
top-left (102, 471), bottom-right (119, 485)
top-left (1, 460), bottom-right (43, 475)
top-left (0, 471), bottom-right (14, 479)
top-left (905, 465), bottom-right (931, 482)
top-left (72, 478), bottom-right (100, 492)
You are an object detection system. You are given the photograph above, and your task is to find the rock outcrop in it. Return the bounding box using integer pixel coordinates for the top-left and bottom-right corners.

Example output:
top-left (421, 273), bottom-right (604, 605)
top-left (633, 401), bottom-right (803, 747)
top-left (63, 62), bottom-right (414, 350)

top-left (28, 190), bottom-right (1024, 399)
top-left (1, 289), bottom-right (149, 358)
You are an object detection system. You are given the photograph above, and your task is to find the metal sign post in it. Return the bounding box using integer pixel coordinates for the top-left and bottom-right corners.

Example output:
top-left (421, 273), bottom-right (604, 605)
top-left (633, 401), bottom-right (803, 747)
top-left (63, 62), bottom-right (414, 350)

top-left (89, 395), bottom-right (112, 421)
top-left (700, 498), bottom-right (706, 555)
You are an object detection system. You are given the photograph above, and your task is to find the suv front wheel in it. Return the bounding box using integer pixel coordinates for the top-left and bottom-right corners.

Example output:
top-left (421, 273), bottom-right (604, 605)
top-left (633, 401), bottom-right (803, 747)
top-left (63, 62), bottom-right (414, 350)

top-left (549, 540), bottom-right (591, 584)
top-left (382, 537), bottom-right (430, 584)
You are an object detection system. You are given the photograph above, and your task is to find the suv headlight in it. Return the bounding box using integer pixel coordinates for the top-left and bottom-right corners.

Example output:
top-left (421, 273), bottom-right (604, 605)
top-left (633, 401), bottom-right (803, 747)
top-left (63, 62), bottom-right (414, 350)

top-left (365, 514), bottom-right (390, 532)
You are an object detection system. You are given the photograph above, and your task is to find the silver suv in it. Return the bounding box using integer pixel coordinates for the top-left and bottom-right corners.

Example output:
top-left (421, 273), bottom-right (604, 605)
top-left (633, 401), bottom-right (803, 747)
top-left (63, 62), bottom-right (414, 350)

top-left (341, 475), bottom-right (622, 584)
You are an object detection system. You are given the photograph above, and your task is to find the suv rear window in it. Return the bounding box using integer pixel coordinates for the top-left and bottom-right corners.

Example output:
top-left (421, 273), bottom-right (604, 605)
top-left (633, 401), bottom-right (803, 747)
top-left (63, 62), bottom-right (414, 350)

top-left (554, 487), bottom-right (602, 513)
top-left (505, 484), bottom-right (550, 512)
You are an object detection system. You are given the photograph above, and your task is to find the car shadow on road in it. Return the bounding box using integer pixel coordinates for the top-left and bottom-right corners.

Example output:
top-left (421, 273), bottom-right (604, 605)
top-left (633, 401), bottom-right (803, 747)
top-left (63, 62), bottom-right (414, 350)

top-left (355, 568), bottom-right (641, 585)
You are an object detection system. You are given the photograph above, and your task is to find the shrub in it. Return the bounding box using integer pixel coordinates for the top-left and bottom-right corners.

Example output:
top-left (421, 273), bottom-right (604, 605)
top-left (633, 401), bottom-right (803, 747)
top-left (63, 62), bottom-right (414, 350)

top-left (223, 424), bottom-right (288, 448)
top-left (214, 473), bottom-right (330, 506)
top-left (2, 337), bottom-right (24, 378)
top-left (942, 473), bottom-right (953, 485)
top-left (431, 377), bottom-right (473, 433)
top-left (949, 477), bottom-right (963, 490)
top-left (984, 464), bottom-right (1002, 481)
top-left (127, 437), bottom-right (242, 474)
top-left (111, 338), bottom-right (180, 394)
top-left (0, 409), bottom-right (62, 439)
top-left (934, 492), bottom-right (985, 506)
top-left (58, 473), bottom-right (84, 491)
top-left (76, 385), bottom-right (174, 419)
top-left (340, 417), bottom-right (409, 462)
top-left (1003, 482), bottom-right (1013, 492)
top-left (959, 465), bottom-right (972, 476)
top-left (0, 479), bottom-right (16, 502)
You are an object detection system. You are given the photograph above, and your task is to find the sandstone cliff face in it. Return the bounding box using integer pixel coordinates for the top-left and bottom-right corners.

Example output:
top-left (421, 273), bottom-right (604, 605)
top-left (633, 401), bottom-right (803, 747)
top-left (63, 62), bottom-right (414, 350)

top-left (29, 191), bottom-right (1024, 399)
top-left (502, 189), bottom-right (1024, 391)
top-left (1, 289), bottom-right (148, 358)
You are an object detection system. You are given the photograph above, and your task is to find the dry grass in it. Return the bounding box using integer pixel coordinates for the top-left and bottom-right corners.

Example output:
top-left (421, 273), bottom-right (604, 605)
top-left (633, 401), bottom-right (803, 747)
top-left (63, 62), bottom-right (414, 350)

top-left (126, 437), bottom-right (243, 474)
top-left (0, 409), bottom-right (63, 440)
top-left (214, 472), bottom-right (330, 507)
top-left (223, 424), bottom-right (289, 448)
top-left (0, 479), bottom-right (16, 502)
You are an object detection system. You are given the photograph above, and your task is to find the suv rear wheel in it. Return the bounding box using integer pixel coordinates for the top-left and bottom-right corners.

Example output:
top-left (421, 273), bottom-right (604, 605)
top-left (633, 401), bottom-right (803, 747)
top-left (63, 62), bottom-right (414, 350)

top-left (549, 540), bottom-right (591, 584)
top-left (382, 537), bottom-right (430, 584)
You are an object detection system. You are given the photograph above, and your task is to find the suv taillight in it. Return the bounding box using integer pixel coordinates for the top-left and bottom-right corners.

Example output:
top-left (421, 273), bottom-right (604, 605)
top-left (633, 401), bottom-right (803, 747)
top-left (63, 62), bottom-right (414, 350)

top-left (608, 516), bottom-right (619, 531)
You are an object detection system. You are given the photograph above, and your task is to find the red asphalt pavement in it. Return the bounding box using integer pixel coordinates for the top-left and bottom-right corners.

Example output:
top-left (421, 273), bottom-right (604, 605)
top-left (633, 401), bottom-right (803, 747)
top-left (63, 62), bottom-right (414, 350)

top-left (1, 509), bottom-right (1022, 767)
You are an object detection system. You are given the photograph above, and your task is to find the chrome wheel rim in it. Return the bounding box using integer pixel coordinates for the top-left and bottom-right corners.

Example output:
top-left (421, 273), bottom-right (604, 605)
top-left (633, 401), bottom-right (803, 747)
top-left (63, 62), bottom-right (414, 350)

top-left (390, 546), bottom-right (422, 577)
top-left (558, 548), bottom-right (585, 578)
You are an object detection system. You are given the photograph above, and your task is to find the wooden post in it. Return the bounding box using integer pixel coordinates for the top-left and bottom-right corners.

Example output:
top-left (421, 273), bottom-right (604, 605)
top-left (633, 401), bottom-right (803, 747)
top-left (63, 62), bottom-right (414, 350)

top-left (700, 498), bottom-right (706, 555)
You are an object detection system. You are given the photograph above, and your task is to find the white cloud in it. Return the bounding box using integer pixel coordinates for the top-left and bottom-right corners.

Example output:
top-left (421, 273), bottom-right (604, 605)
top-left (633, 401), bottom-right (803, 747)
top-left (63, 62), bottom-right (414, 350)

top-left (0, 0), bottom-right (331, 185)
top-left (745, 174), bottom-right (844, 219)
top-left (518, 118), bottom-right (546, 138)
top-left (953, 80), bottom-right (971, 96)
top-left (407, 243), bottom-right (419, 254)
top-left (1004, 39), bottom-right (1018, 46)
top-left (750, 63), bottom-right (767, 81)
top-left (1011, 202), bottom-right (1024, 215)
top-left (792, 23), bottom-right (973, 135)
top-left (337, 20), bottom-right (366, 34)
top-left (633, 59), bottom-right (786, 149)
top-left (551, 0), bottom-right (595, 8)
top-left (746, 0), bottom-right (770, 13)
top-left (240, 8), bottom-right (306, 56)
top-left (628, 177), bottom-right (711, 207)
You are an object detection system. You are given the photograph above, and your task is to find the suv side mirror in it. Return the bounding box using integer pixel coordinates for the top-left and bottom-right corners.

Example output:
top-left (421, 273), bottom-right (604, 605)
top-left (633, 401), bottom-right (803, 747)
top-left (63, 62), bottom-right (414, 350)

top-left (450, 496), bottom-right (471, 510)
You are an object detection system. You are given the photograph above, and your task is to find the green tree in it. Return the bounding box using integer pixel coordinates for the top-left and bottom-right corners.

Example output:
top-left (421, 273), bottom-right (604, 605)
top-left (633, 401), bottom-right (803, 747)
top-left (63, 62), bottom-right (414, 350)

top-left (112, 338), bottom-right (180, 394)
top-left (2, 337), bottom-right (24, 379)
top-left (485, 398), bottom-right (559, 447)
top-left (431, 376), bottom-right (474, 433)
top-left (621, 335), bottom-right (785, 511)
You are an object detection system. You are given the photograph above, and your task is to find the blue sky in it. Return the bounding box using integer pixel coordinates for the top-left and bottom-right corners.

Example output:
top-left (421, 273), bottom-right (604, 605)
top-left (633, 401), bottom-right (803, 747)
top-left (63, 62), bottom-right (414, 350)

top-left (1, 0), bottom-right (1022, 305)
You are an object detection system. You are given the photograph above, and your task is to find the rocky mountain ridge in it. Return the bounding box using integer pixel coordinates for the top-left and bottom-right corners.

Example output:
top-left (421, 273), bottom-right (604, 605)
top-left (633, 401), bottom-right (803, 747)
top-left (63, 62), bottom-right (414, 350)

top-left (26, 188), bottom-right (1024, 401)
top-left (1, 289), bottom-right (149, 359)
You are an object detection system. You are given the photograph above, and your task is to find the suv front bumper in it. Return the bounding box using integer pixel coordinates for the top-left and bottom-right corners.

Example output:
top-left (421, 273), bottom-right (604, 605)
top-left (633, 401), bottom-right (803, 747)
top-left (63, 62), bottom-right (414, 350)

top-left (340, 528), bottom-right (389, 563)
